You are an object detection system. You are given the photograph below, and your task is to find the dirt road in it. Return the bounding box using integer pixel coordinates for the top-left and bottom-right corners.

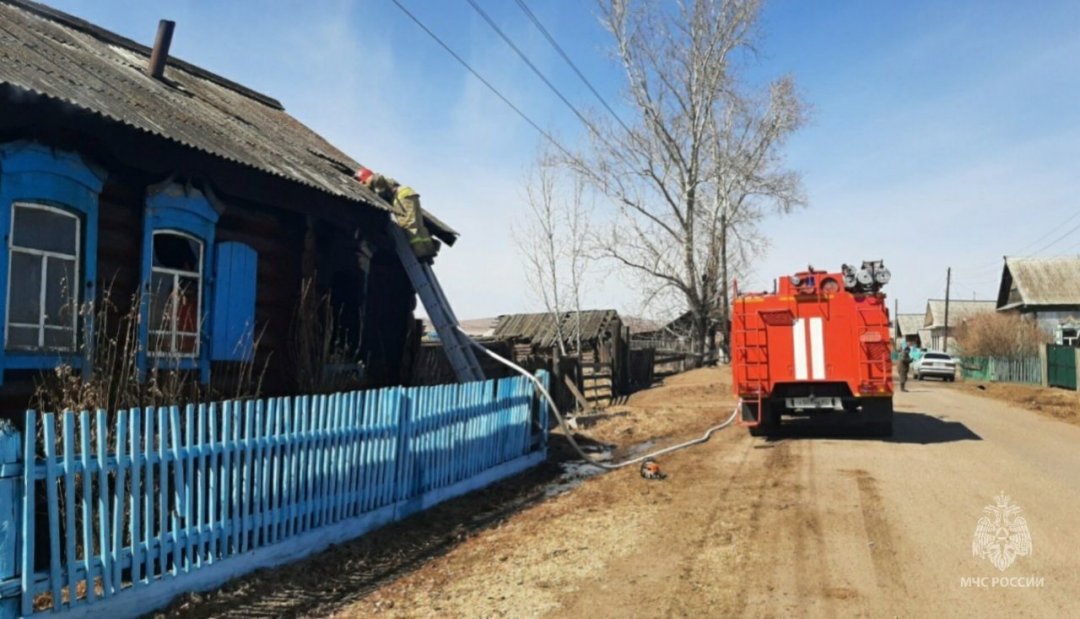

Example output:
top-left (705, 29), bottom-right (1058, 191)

top-left (331, 374), bottom-right (1079, 618)
top-left (164, 370), bottom-right (1080, 617)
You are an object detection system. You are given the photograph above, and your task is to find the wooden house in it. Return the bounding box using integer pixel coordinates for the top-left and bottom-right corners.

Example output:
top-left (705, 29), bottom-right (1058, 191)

top-left (995, 256), bottom-right (1080, 344)
top-left (0, 1), bottom-right (457, 416)
top-left (893, 313), bottom-right (925, 349)
top-left (922, 300), bottom-right (996, 353)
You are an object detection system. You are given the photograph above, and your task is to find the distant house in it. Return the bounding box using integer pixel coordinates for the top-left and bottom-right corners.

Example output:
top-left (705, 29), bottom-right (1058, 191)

top-left (0, 1), bottom-right (457, 414)
top-left (631, 310), bottom-right (722, 359)
top-left (922, 300), bottom-right (996, 352)
top-left (493, 309), bottom-right (625, 359)
top-left (995, 256), bottom-right (1080, 345)
top-left (494, 309), bottom-right (630, 405)
top-left (422, 317), bottom-right (496, 339)
top-left (622, 316), bottom-right (664, 339)
top-left (893, 314), bottom-right (925, 348)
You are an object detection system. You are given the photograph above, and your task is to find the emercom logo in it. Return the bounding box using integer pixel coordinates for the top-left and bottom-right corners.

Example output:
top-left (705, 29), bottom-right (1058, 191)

top-left (971, 492), bottom-right (1032, 572)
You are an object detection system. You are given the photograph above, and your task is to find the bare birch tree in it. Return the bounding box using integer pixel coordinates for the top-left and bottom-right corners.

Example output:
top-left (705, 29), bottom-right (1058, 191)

top-left (514, 157), bottom-right (593, 356)
top-left (565, 0), bottom-right (806, 364)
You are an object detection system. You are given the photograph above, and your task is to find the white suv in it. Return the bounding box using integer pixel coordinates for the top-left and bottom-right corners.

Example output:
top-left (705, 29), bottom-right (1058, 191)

top-left (913, 352), bottom-right (957, 382)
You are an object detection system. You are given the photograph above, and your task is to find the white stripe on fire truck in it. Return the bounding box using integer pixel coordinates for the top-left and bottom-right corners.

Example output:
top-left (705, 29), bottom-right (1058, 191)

top-left (809, 317), bottom-right (826, 379)
top-left (792, 317), bottom-right (808, 380)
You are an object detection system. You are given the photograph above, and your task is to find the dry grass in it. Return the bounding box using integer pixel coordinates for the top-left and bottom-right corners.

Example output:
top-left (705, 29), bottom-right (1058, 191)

top-left (562, 367), bottom-right (737, 453)
top-left (955, 377), bottom-right (1080, 427)
top-left (153, 367), bottom-right (741, 618)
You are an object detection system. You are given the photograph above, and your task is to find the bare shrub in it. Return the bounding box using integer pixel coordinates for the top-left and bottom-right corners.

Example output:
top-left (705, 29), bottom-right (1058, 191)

top-left (954, 313), bottom-right (1050, 358)
top-left (33, 283), bottom-right (267, 416)
top-left (289, 276), bottom-right (364, 394)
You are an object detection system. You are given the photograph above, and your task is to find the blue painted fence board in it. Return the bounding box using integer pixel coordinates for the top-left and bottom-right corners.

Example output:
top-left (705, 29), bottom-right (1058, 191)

top-left (2, 373), bottom-right (548, 618)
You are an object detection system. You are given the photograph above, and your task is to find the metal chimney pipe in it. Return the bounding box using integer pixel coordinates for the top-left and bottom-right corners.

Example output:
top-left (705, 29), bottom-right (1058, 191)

top-left (147, 19), bottom-right (175, 79)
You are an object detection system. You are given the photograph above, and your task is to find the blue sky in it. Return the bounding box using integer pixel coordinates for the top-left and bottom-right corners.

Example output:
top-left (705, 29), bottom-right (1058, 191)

top-left (43, 0), bottom-right (1080, 318)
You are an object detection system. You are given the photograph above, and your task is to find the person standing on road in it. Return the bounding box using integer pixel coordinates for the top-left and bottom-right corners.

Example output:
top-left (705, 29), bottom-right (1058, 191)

top-left (898, 345), bottom-right (912, 392)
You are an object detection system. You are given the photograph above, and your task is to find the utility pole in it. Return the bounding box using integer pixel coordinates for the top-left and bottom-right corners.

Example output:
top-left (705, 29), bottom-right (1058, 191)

top-left (943, 267), bottom-right (951, 353)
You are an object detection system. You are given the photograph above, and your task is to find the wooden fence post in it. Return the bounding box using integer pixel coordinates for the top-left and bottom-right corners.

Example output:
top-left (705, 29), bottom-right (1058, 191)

top-left (0, 420), bottom-right (21, 619)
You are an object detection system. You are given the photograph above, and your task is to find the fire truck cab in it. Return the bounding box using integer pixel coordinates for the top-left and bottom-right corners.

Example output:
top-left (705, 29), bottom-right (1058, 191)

top-left (731, 262), bottom-right (894, 437)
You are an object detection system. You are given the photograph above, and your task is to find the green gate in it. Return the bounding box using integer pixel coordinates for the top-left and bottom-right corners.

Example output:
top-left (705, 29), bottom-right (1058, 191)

top-left (1047, 344), bottom-right (1077, 390)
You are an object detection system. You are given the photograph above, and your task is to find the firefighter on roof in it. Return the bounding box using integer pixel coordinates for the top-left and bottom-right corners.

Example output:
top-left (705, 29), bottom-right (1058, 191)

top-left (356, 166), bottom-right (438, 260)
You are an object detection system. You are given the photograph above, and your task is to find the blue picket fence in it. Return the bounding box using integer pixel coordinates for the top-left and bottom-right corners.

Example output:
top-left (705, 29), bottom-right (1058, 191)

top-left (0, 373), bottom-right (548, 618)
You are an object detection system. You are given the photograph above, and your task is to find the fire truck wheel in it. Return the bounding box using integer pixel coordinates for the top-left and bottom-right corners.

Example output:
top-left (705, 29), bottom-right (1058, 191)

top-left (748, 401), bottom-right (780, 437)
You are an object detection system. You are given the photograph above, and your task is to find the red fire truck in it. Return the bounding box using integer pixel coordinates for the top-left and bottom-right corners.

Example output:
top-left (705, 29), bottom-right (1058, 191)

top-left (731, 261), bottom-right (894, 436)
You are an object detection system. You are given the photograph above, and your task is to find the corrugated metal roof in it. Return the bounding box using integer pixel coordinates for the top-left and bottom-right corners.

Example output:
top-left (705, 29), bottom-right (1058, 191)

top-left (422, 317), bottom-right (496, 338)
top-left (622, 315), bottom-right (663, 335)
top-left (895, 314), bottom-right (924, 336)
top-left (0, 0), bottom-right (455, 236)
top-left (924, 299), bottom-right (996, 328)
top-left (1000, 256), bottom-right (1080, 308)
top-left (493, 309), bottom-right (622, 349)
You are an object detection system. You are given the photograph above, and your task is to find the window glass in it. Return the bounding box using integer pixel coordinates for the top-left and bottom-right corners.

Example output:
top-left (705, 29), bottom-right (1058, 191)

top-left (153, 233), bottom-right (200, 273)
top-left (6, 203), bottom-right (80, 352)
top-left (148, 330), bottom-right (169, 353)
top-left (149, 231), bottom-right (203, 357)
top-left (8, 251), bottom-right (41, 324)
top-left (148, 271), bottom-right (172, 331)
top-left (176, 334), bottom-right (197, 355)
top-left (176, 276), bottom-right (199, 333)
top-left (44, 257), bottom-right (77, 327)
top-left (12, 204), bottom-right (78, 254)
top-left (44, 328), bottom-right (74, 350)
top-left (7, 326), bottom-right (38, 349)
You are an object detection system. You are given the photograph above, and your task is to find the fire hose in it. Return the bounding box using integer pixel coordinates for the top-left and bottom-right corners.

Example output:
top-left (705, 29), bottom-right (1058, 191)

top-left (460, 328), bottom-right (741, 471)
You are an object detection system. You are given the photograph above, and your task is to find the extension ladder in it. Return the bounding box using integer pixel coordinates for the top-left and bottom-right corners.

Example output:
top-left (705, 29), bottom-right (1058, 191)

top-left (387, 222), bottom-right (485, 383)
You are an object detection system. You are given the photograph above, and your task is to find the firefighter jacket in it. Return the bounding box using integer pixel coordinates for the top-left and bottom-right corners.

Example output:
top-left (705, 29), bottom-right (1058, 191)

top-left (367, 174), bottom-right (437, 259)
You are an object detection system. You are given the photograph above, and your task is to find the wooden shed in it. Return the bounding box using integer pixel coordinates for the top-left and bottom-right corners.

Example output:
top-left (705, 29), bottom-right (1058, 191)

top-left (493, 309), bottom-right (630, 406)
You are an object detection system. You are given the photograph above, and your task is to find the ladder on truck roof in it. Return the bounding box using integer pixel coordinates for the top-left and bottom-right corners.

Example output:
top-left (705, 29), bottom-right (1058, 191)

top-left (388, 221), bottom-right (485, 383)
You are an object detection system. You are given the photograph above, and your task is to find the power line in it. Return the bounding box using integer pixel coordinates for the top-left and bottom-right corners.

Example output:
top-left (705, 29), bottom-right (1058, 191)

top-left (511, 0), bottom-right (635, 137)
top-left (960, 209), bottom-right (1080, 274)
top-left (1061, 235), bottom-right (1080, 254)
top-left (463, 0), bottom-right (613, 150)
top-left (388, 0), bottom-right (574, 159)
top-left (1027, 217), bottom-right (1080, 256)
top-left (1013, 210), bottom-right (1080, 255)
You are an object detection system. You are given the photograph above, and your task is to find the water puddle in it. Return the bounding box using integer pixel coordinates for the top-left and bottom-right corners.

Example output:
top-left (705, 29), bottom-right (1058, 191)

top-left (542, 437), bottom-right (661, 497)
top-left (624, 439), bottom-right (657, 456)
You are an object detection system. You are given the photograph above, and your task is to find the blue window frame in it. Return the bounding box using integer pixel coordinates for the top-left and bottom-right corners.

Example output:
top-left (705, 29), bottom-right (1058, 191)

top-left (0, 141), bottom-right (104, 382)
top-left (139, 183), bottom-right (219, 383)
